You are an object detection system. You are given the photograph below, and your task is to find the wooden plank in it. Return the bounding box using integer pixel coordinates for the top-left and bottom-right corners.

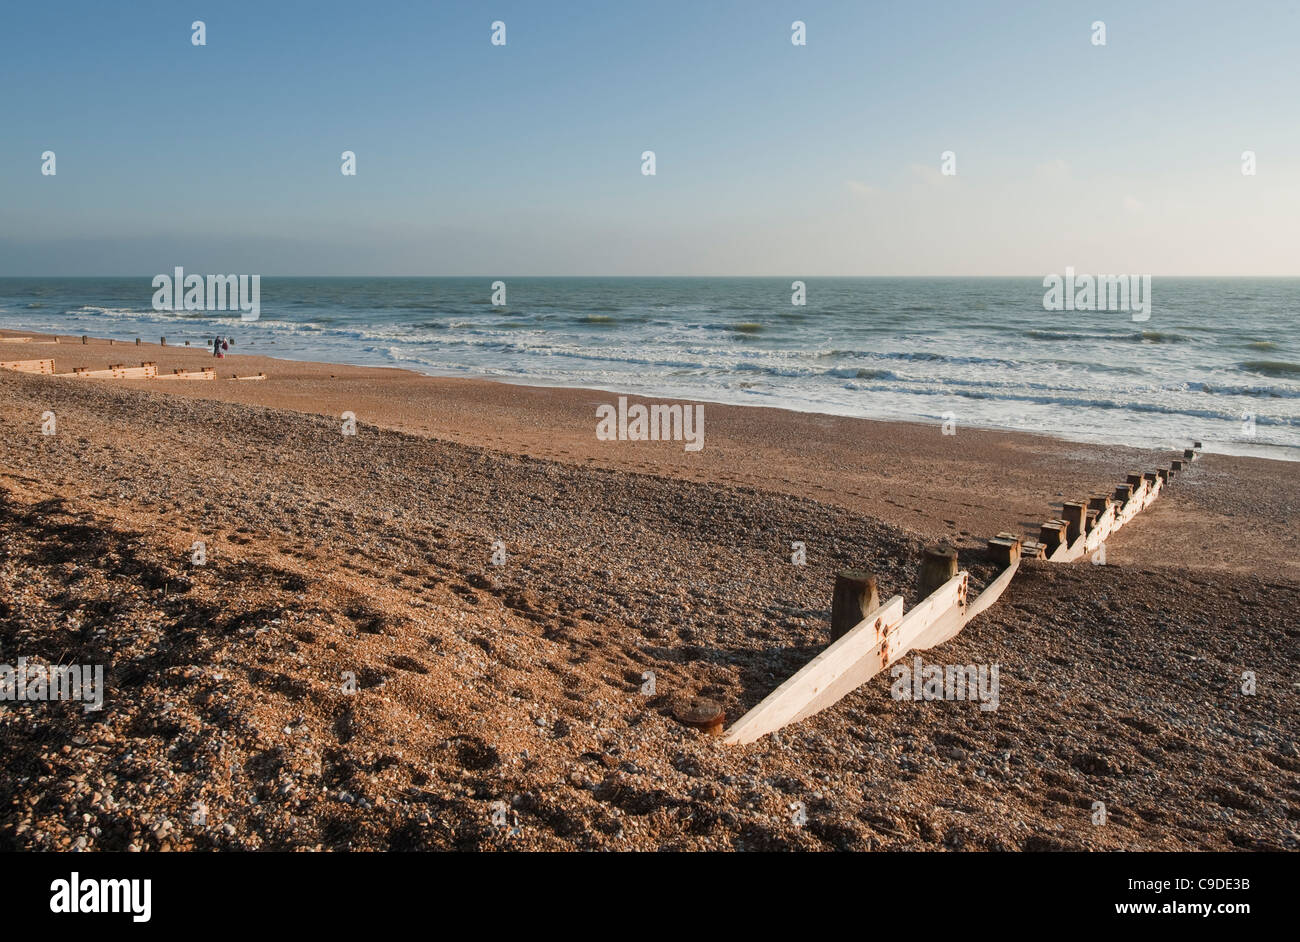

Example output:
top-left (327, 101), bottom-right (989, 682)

top-left (722, 595), bottom-right (906, 745)
top-left (155, 368), bottom-right (217, 380)
top-left (918, 566), bottom-right (1011, 647)
top-left (1119, 481), bottom-right (1147, 521)
top-left (67, 362), bottom-right (157, 379)
top-left (0, 358), bottom-right (55, 374)
top-left (112, 363), bottom-right (157, 379)
top-left (725, 570), bottom-right (980, 745)
top-left (955, 557), bottom-right (1020, 624)
top-left (900, 571), bottom-right (969, 652)
top-left (1084, 505), bottom-right (1116, 550)
top-left (1049, 532), bottom-right (1087, 562)
top-left (233, 373), bottom-right (267, 381)
top-left (783, 602), bottom-right (924, 728)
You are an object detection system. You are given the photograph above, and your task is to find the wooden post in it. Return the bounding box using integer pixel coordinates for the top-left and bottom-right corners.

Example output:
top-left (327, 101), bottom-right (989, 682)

top-left (1114, 483), bottom-right (1133, 505)
top-left (1126, 472), bottom-right (1144, 490)
top-left (831, 570), bottom-right (879, 642)
top-left (1156, 468), bottom-right (1170, 483)
top-left (1039, 520), bottom-right (1066, 555)
top-left (918, 545), bottom-right (958, 600)
top-left (1183, 448), bottom-right (1195, 461)
top-left (1061, 501), bottom-right (1087, 543)
top-left (1143, 471), bottom-right (1158, 486)
top-left (1193, 441), bottom-right (1202, 450)
top-left (1171, 459), bottom-right (1183, 472)
top-left (987, 533), bottom-right (1021, 569)
top-left (161, 337), bottom-right (167, 346)
top-left (81, 335), bottom-right (87, 345)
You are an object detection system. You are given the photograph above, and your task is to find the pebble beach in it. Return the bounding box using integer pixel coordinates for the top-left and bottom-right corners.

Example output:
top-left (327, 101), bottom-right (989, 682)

top-left (1, 330), bottom-right (1296, 851)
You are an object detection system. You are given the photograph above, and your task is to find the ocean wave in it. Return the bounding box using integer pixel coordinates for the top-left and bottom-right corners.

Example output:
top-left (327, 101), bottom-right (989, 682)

top-left (1024, 329), bottom-right (1095, 341)
top-left (68, 304), bottom-right (255, 323)
top-left (825, 377), bottom-right (1296, 426)
top-left (1240, 360), bottom-right (1300, 377)
top-left (1191, 382), bottom-right (1300, 399)
top-left (1132, 330), bottom-right (1189, 343)
top-left (937, 389), bottom-right (1295, 426)
top-left (823, 367), bottom-right (897, 380)
top-left (827, 349), bottom-right (1022, 368)
top-left (73, 305), bottom-right (157, 317)
top-left (1048, 360), bottom-right (1146, 375)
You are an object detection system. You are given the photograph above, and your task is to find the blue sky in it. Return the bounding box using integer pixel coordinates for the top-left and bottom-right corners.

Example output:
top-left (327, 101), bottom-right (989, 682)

top-left (2, 0), bottom-right (1298, 275)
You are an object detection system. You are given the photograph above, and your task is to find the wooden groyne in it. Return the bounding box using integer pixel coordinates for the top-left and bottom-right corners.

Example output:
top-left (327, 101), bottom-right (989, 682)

top-left (722, 444), bottom-right (1198, 745)
top-left (1, 359), bottom-right (260, 382)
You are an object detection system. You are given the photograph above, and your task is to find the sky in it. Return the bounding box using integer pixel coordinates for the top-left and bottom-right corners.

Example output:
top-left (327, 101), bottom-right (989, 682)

top-left (1, 0), bottom-right (1298, 276)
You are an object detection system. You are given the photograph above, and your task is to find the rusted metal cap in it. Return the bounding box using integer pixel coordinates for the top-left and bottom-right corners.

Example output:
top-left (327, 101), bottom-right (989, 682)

top-left (673, 697), bottom-right (725, 735)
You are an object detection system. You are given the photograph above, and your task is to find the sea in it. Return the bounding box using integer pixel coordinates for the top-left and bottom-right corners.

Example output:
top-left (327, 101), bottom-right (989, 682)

top-left (1, 276), bottom-right (1297, 460)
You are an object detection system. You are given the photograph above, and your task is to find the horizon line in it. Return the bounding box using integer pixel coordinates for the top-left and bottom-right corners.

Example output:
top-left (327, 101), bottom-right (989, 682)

top-left (3, 273), bottom-right (1300, 280)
